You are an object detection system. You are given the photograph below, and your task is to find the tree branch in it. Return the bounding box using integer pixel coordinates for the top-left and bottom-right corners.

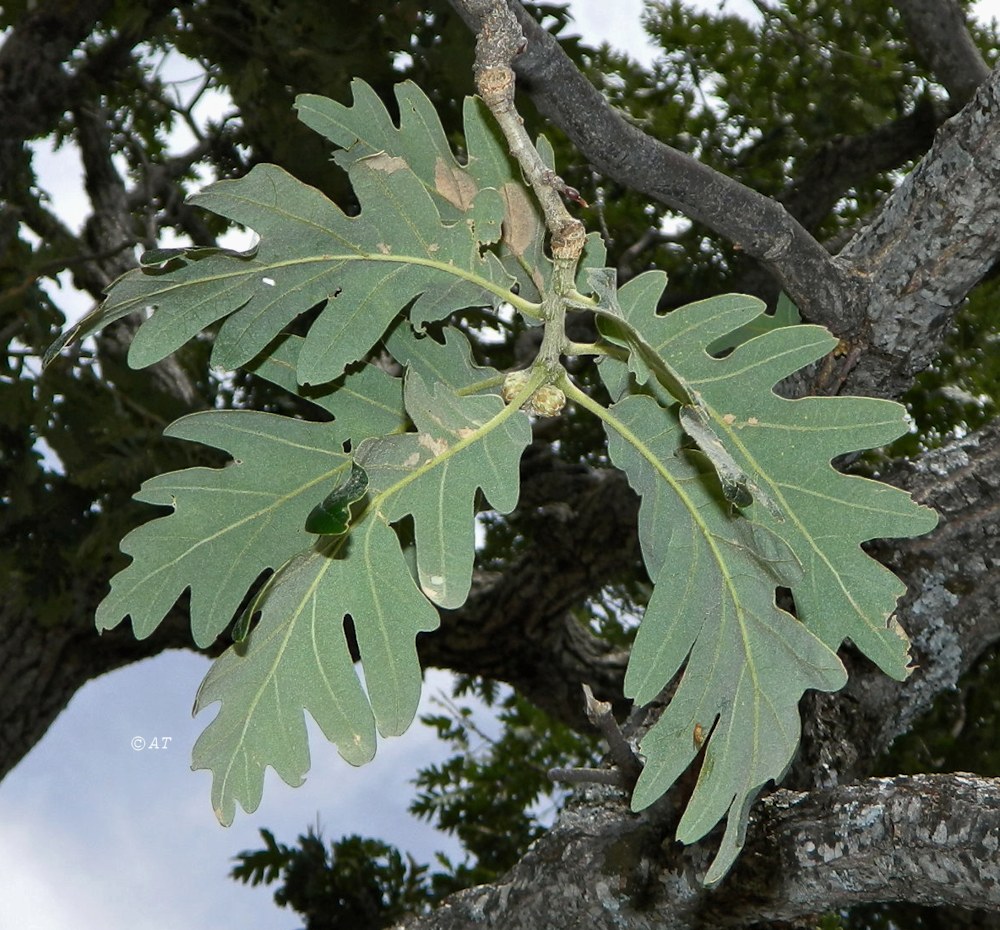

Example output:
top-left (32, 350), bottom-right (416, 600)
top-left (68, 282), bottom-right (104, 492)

top-left (895, 0), bottom-right (991, 107)
top-left (446, 0), bottom-right (862, 343)
top-left (834, 63), bottom-right (1000, 398)
top-left (391, 773), bottom-right (1000, 929)
top-left (450, 2), bottom-right (1000, 407)
top-left (779, 97), bottom-right (942, 233)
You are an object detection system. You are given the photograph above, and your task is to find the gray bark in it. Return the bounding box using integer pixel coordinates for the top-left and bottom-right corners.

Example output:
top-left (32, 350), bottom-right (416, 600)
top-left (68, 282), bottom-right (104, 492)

top-left (392, 774), bottom-right (1000, 929)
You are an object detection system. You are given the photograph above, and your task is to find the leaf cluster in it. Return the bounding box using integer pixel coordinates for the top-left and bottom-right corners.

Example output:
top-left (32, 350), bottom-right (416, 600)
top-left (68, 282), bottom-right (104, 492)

top-left (40, 14), bottom-right (939, 889)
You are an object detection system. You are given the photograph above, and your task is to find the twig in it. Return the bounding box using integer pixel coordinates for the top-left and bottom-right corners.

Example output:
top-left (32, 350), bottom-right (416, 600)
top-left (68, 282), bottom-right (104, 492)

top-left (460, 0), bottom-right (586, 372)
top-left (582, 684), bottom-right (643, 787)
top-left (549, 767), bottom-right (627, 787)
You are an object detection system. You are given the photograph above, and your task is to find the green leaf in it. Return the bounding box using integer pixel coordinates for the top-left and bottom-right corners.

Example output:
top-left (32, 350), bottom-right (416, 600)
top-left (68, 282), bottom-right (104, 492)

top-left (357, 368), bottom-right (531, 608)
top-left (191, 336), bottom-right (528, 823)
top-left (48, 151), bottom-right (521, 385)
top-left (705, 290), bottom-right (801, 355)
top-left (95, 410), bottom-right (351, 648)
top-left (297, 80), bottom-right (607, 308)
top-left (304, 461), bottom-right (370, 535)
top-left (192, 516), bottom-right (439, 826)
top-left (589, 277), bottom-right (936, 882)
top-left (601, 276), bottom-right (938, 676)
top-left (602, 393), bottom-right (847, 886)
top-left (246, 333), bottom-right (407, 434)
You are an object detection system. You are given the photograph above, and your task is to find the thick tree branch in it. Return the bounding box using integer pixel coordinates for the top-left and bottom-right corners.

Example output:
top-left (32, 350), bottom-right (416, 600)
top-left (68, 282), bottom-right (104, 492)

top-left (895, 0), bottom-right (991, 107)
top-left (835, 63), bottom-right (1000, 398)
top-left (0, 0), bottom-right (113, 186)
top-left (391, 773), bottom-right (1000, 929)
top-left (446, 0), bottom-right (862, 342)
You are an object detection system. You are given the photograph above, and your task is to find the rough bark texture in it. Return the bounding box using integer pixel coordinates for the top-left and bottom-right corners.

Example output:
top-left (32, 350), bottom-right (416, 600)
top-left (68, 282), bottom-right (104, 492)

top-left (389, 773), bottom-right (1000, 930)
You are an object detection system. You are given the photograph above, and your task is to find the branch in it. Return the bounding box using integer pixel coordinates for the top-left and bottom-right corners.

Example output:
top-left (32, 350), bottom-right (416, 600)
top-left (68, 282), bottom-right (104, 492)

top-left (391, 773), bottom-right (1000, 929)
top-left (0, 0), bottom-right (113, 186)
top-left (446, 0), bottom-right (863, 342)
top-left (834, 63), bottom-right (1000, 398)
top-left (895, 0), bottom-right (991, 107)
top-left (779, 97), bottom-right (941, 233)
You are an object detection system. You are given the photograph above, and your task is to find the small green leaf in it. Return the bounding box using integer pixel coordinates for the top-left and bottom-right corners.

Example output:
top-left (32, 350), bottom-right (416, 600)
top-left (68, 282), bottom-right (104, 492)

top-left (359, 369), bottom-right (531, 608)
top-left (304, 461), bottom-right (369, 535)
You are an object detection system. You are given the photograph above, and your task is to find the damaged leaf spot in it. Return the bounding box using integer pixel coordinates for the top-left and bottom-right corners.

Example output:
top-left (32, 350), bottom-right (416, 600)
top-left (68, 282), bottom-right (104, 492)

top-left (365, 152), bottom-right (408, 173)
top-left (434, 157), bottom-right (479, 211)
top-left (418, 433), bottom-right (449, 457)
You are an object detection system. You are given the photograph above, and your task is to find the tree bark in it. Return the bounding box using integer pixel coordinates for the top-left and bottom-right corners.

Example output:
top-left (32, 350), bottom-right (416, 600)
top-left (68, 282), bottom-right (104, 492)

top-left (390, 773), bottom-right (1000, 930)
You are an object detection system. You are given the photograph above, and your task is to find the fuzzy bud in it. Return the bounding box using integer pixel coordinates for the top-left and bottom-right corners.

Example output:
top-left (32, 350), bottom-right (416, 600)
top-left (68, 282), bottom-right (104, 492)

top-left (500, 371), bottom-right (566, 418)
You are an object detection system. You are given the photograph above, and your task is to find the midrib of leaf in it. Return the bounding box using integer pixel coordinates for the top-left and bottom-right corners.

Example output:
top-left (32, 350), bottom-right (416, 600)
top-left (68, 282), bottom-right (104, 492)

top-left (124, 252), bottom-right (540, 319)
top-left (561, 377), bottom-right (762, 688)
top-left (365, 368), bottom-right (543, 516)
top-left (217, 537), bottom-right (350, 806)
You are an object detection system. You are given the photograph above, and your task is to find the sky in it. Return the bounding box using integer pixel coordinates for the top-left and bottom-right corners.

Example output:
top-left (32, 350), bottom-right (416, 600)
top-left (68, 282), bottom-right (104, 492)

top-left (3, 2), bottom-right (1000, 929)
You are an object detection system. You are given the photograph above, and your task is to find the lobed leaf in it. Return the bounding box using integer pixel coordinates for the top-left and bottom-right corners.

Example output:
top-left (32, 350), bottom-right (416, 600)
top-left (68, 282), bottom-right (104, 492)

top-left (603, 394), bottom-right (846, 885)
top-left (595, 276), bottom-right (936, 881)
top-left (46, 151), bottom-right (519, 386)
top-left (358, 368), bottom-right (531, 608)
top-left (191, 517), bottom-right (439, 826)
top-left (601, 274), bottom-right (938, 675)
top-left (95, 410), bottom-right (351, 648)
top-left (297, 79), bottom-right (607, 307)
top-left (191, 352), bottom-right (529, 822)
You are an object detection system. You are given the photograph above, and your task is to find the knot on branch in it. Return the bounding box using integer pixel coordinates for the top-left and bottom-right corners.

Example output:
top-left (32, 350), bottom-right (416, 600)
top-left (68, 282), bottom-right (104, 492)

top-left (476, 65), bottom-right (515, 111)
top-left (551, 219), bottom-right (586, 262)
top-left (472, 1), bottom-right (526, 72)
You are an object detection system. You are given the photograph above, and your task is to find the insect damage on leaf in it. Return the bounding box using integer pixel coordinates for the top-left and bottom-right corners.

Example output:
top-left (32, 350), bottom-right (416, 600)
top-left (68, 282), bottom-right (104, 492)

top-left (365, 152), bottom-right (409, 173)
